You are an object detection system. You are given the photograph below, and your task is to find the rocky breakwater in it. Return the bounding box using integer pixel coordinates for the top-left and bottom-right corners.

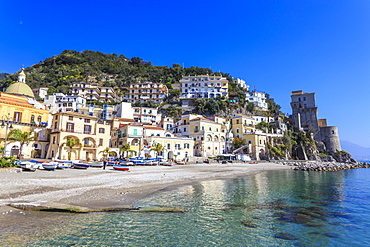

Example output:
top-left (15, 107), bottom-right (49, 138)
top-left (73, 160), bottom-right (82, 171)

top-left (277, 161), bottom-right (370, 171)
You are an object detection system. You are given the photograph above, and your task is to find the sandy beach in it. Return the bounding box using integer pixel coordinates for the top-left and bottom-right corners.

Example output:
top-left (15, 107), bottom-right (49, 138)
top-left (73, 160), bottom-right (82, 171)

top-left (0, 162), bottom-right (289, 213)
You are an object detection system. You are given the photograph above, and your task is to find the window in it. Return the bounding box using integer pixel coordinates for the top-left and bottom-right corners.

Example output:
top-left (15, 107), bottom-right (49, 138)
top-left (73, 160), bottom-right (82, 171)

top-left (99, 128), bottom-right (105, 133)
top-left (184, 143), bottom-right (190, 149)
top-left (184, 128), bottom-right (186, 132)
top-left (54, 122), bottom-right (57, 129)
top-left (202, 126), bottom-right (204, 130)
top-left (37, 116), bottom-right (42, 122)
top-left (175, 144), bottom-right (180, 149)
top-left (53, 136), bottom-right (56, 144)
top-left (133, 129), bottom-right (138, 136)
top-left (99, 138), bottom-right (103, 146)
top-left (84, 125), bottom-right (91, 134)
top-left (30, 115), bottom-right (35, 123)
top-left (84, 138), bottom-right (89, 145)
top-left (69, 116), bottom-right (73, 120)
top-left (209, 127), bottom-right (212, 131)
top-left (55, 115), bottom-right (58, 120)
top-left (167, 143), bottom-right (171, 149)
top-left (84, 119), bottom-right (90, 123)
top-left (13, 112), bottom-right (22, 122)
top-left (66, 122), bottom-right (74, 132)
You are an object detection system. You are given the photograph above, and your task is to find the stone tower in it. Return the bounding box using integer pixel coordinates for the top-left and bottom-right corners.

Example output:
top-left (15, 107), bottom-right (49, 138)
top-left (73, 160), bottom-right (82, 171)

top-left (290, 90), bottom-right (319, 138)
top-left (290, 90), bottom-right (341, 152)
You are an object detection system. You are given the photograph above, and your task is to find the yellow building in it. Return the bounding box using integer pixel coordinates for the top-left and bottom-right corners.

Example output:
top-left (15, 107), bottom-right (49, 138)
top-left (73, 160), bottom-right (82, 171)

top-left (188, 116), bottom-right (226, 157)
top-left (231, 114), bottom-right (256, 138)
top-left (146, 135), bottom-right (194, 161)
top-left (112, 124), bottom-right (145, 156)
top-left (0, 69), bottom-right (50, 158)
top-left (46, 112), bottom-right (111, 161)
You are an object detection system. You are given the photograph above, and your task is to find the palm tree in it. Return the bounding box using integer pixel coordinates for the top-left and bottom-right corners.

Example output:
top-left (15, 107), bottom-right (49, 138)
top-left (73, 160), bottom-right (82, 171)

top-left (119, 143), bottom-right (131, 159)
top-left (7, 129), bottom-right (38, 159)
top-left (150, 143), bottom-right (164, 159)
top-left (99, 147), bottom-right (115, 159)
top-left (61, 137), bottom-right (81, 160)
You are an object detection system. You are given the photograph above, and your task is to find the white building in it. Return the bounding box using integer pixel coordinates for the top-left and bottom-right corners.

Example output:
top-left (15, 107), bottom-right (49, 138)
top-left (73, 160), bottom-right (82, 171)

top-left (71, 82), bottom-right (119, 102)
top-left (125, 82), bottom-right (168, 104)
top-left (179, 75), bottom-right (229, 107)
top-left (234, 78), bottom-right (249, 90)
top-left (32, 87), bottom-right (49, 99)
top-left (44, 93), bottom-right (87, 114)
top-left (132, 107), bottom-right (161, 125)
top-left (252, 115), bottom-right (274, 124)
top-left (115, 102), bottom-right (134, 119)
top-left (246, 91), bottom-right (268, 111)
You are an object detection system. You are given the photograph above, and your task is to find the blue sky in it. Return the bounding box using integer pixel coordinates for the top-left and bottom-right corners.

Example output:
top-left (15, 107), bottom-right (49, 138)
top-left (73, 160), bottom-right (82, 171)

top-left (1, 0), bottom-right (370, 147)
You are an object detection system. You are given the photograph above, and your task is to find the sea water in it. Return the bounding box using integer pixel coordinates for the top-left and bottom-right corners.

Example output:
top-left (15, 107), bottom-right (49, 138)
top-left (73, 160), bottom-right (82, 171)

top-left (2, 168), bottom-right (370, 246)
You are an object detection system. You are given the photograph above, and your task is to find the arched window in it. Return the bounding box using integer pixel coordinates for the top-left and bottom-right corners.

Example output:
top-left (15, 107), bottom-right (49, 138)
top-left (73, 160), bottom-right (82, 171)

top-left (37, 116), bottom-right (42, 122)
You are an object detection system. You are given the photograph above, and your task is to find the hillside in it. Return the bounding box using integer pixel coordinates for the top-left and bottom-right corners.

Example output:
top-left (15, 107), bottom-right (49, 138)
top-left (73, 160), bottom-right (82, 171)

top-left (0, 50), bottom-right (232, 96)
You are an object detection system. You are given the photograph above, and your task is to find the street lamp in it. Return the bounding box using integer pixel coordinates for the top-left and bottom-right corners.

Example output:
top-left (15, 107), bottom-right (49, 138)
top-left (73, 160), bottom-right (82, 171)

top-left (1, 115), bottom-right (13, 157)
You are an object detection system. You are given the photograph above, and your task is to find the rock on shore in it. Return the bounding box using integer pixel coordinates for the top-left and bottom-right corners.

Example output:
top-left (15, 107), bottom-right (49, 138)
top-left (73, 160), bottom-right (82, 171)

top-left (277, 161), bottom-right (370, 171)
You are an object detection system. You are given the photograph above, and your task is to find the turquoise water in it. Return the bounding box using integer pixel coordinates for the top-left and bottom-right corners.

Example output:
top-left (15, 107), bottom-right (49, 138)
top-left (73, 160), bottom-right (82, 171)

top-left (2, 168), bottom-right (370, 246)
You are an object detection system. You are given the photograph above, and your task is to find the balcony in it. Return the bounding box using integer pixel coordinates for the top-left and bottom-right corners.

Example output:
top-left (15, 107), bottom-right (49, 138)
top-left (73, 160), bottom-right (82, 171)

top-left (83, 144), bottom-right (97, 148)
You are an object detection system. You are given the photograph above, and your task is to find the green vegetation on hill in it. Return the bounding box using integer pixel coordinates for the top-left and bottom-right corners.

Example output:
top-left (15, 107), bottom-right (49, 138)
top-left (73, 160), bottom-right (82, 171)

top-left (0, 50), bottom-right (232, 94)
top-left (0, 50), bottom-right (283, 119)
top-left (0, 73), bottom-right (8, 81)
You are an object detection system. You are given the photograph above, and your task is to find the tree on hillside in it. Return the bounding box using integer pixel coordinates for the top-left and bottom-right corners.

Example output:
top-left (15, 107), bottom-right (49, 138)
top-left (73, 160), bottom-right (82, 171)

top-left (232, 137), bottom-right (246, 149)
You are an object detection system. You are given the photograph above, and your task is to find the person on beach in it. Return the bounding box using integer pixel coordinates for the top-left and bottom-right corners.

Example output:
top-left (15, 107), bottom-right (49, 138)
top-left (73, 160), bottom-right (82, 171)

top-left (103, 160), bottom-right (107, 170)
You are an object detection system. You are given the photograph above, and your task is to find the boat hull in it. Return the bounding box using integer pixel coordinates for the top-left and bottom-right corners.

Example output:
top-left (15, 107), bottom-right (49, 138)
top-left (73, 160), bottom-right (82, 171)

top-left (73, 163), bottom-right (89, 169)
top-left (89, 162), bottom-right (104, 168)
top-left (42, 162), bottom-right (58, 171)
top-left (113, 165), bottom-right (130, 171)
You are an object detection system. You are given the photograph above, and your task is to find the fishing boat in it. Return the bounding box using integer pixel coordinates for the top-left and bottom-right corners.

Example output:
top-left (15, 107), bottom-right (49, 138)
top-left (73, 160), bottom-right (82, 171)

top-left (55, 160), bottom-right (72, 169)
top-left (113, 164), bottom-right (130, 171)
top-left (16, 161), bottom-right (39, 172)
top-left (130, 159), bottom-right (146, 165)
top-left (42, 162), bottom-right (58, 171)
top-left (119, 161), bottom-right (134, 166)
top-left (88, 161), bottom-right (104, 168)
top-left (72, 163), bottom-right (89, 169)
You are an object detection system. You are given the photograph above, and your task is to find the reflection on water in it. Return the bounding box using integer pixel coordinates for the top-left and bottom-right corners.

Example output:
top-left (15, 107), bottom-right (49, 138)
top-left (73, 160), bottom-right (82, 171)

top-left (2, 169), bottom-right (370, 246)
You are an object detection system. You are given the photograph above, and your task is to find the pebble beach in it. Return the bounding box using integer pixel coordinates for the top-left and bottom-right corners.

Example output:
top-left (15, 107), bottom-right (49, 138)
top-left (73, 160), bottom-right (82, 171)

top-left (0, 162), bottom-right (288, 213)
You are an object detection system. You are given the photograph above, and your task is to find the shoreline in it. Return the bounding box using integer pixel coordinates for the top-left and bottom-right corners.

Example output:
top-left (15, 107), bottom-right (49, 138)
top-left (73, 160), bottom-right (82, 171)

top-left (0, 162), bottom-right (289, 213)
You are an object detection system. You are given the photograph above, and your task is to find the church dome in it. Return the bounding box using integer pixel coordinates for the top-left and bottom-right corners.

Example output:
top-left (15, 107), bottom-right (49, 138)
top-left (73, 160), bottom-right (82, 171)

top-left (5, 82), bottom-right (35, 98)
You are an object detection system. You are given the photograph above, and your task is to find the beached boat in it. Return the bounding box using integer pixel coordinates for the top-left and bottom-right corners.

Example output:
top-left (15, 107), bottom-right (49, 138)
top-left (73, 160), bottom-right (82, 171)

top-left (88, 161), bottom-right (104, 168)
top-left (176, 161), bottom-right (186, 165)
top-left (16, 161), bottom-right (39, 171)
top-left (42, 162), bottom-right (58, 171)
top-left (72, 163), bottom-right (89, 169)
top-left (113, 164), bottom-right (130, 171)
top-left (119, 161), bottom-right (134, 166)
top-left (130, 159), bottom-right (146, 165)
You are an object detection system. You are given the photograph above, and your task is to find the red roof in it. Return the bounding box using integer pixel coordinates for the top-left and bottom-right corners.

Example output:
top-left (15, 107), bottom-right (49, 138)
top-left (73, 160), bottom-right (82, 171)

top-left (144, 126), bottom-right (164, 130)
